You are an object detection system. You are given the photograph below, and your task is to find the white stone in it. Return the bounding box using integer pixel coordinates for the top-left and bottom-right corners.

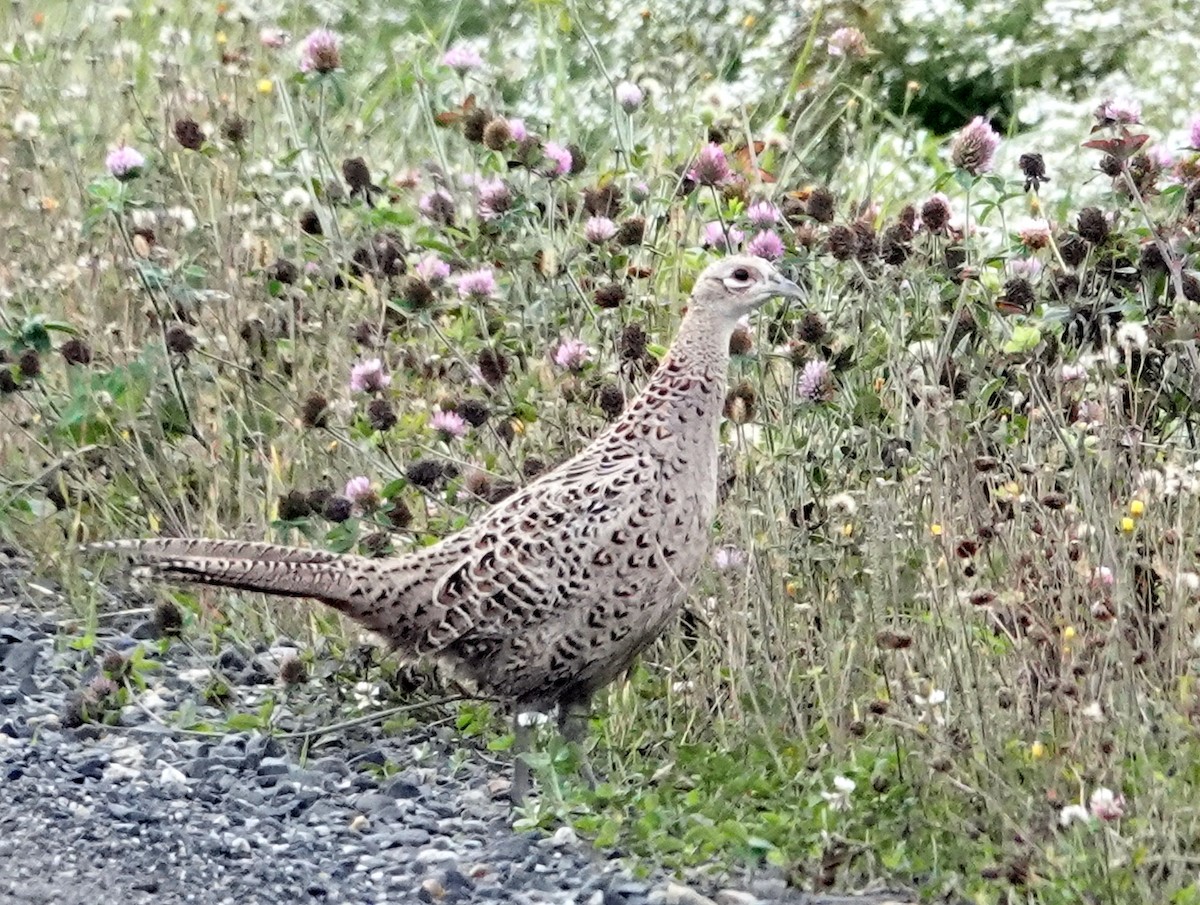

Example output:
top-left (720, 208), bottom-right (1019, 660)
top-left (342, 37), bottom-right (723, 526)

top-left (664, 883), bottom-right (718, 905)
top-left (415, 848), bottom-right (458, 865)
top-left (714, 891), bottom-right (761, 905)
top-left (102, 763), bottom-right (140, 782)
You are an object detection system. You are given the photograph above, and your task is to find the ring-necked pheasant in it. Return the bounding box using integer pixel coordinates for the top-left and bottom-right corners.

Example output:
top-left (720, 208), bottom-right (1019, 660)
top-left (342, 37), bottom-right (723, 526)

top-left (91, 254), bottom-right (804, 800)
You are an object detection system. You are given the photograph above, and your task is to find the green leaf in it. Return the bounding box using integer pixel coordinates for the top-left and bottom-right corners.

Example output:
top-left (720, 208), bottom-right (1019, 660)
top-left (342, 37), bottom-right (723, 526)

top-left (225, 712), bottom-right (264, 731)
top-left (380, 478), bottom-right (407, 499)
top-left (488, 734), bottom-right (515, 751)
top-left (594, 818), bottom-right (622, 848)
top-left (324, 519), bottom-right (362, 553)
top-left (1002, 323), bottom-right (1042, 354)
top-left (369, 207), bottom-right (417, 229)
top-left (135, 262), bottom-right (169, 290)
top-left (512, 402), bottom-right (540, 423)
top-left (952, 169), bottom-right (976, 192)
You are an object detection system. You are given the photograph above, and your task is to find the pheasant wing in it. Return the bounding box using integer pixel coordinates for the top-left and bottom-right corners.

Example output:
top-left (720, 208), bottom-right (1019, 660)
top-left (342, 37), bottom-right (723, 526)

top-left (418, 447), bottom-right (659, 653)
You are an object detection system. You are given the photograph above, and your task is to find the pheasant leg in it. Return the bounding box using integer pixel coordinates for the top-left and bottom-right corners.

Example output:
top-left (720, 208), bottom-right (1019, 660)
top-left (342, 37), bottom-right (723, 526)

top-left (558, 698), bottom-right (598, 790)
top-left (511, 716), bottom-right (533, 805)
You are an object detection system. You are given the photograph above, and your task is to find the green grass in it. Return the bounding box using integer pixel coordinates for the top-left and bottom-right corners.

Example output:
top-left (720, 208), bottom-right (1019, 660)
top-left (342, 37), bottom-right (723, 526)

top-left (5, 1), bottom-right (1200, 902)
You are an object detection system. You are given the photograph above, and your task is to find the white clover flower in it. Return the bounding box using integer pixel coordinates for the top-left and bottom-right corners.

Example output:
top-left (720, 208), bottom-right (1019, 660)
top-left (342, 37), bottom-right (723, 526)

top-left (820, 775), bottom-right (856, 811)
top-left (914, 689), bottom-right (948, 725)
top-left (166, 206), bottom-right (198, 232)
top-left (615, 80), bottom-right (644, 113)
top-left (281, 187), bottom-right (310, 207)
top-left (1060, 363), bottom-right (1087, 382)
top-left (1059, 804), bottom-right (1090, 827)
top-left (12, 111), bottom-right (40, 140)
top-left (1008, 257), bottom-right (1044, 280)
top-left (1013, 217), bottom-right (1052, 249)
top-left (828, 493), bottom-right (857, 516)
top-left (1089, 787), bottom-right (1125, 821)
top-left (827, 27), bottom-right (869, 58)
top-left (1115, 322), bottom-right (1148, 351)
top-left (352, 681), bottom-right (382, 710)
top-left (712, 546), bottom-right (747, 570)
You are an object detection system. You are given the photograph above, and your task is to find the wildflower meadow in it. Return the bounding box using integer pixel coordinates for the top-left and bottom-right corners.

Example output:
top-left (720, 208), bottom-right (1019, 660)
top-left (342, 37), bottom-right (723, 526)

top-left (5, 1), bottom-right (1200, 901)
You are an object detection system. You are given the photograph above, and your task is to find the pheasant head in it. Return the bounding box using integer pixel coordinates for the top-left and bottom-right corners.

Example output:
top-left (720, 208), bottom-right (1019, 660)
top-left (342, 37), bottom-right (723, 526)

top-left (687, 254), bottom-right (805, 324)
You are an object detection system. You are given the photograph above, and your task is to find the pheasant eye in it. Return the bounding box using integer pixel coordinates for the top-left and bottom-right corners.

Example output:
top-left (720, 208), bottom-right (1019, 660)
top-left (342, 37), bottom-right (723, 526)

top-left (731, 267), bottom-right (750, 281)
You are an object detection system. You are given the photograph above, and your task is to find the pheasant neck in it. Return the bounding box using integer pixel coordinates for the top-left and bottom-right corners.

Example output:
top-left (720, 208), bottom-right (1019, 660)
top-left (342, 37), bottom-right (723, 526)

top-left (603, 307), bottom-right (738, 454)
top-left (631, 307), bottom-right (737, 443)
top-left (661, 307), bottom-right (736, 390)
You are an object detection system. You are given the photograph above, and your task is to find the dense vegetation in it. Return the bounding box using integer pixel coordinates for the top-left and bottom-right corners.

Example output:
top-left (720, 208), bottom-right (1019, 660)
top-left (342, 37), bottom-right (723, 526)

top-left (4, 2), bottom-right (1200, 901)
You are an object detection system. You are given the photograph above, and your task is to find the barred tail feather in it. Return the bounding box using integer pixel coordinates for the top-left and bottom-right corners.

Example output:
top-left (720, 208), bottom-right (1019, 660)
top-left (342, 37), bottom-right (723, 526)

top-left (94, 537), bottom-right (379, 620)
top-left (92, 537), bottom-right (454, 653)
top-left (131, 555), bottom-right (368, 608)
top-left (88, 538), bottom-right (343, 565)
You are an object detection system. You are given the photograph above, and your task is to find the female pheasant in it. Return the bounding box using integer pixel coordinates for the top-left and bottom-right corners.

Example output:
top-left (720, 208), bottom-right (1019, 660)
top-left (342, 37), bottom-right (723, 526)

top-left (93, 254), bottom-right (804, 800)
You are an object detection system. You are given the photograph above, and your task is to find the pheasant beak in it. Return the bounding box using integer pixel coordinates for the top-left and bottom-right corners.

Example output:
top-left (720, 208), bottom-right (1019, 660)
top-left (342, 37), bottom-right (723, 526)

top-left (760, 272), bottom-right (805, 320)
top-left (768, 271), bottom-right (806, 302)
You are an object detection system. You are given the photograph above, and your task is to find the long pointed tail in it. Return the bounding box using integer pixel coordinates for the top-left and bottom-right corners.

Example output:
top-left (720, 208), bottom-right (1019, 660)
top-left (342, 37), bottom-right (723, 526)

top-left (87, 538), bottom-right (455, 653)
top-left (90, 538), bottom-right (382, 619)
top-left (89, 538), bottom-right (362, 600)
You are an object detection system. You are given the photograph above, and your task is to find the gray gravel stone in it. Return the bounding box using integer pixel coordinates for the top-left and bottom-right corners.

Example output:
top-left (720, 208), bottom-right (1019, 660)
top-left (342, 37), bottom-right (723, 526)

top-left (386, 827), bottom-right (432, 847)
top-left (257, 756), bottom-right (292, 776)
top-left (2, 641), bottom-right (39, 681)
top-left (353, 790), bottom-right (394, 813)
top-left (311, 755), bottom-right (350, 775)
top-left (382, 775), bottom-right (422, 799)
